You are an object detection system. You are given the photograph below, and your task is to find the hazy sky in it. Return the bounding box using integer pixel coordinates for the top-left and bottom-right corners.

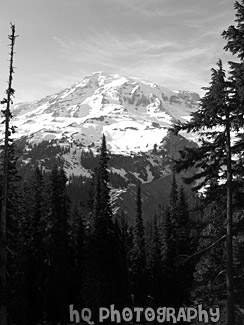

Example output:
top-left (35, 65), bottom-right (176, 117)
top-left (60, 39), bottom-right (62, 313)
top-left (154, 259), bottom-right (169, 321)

top-left (0, 0), bottom-right (236, 103)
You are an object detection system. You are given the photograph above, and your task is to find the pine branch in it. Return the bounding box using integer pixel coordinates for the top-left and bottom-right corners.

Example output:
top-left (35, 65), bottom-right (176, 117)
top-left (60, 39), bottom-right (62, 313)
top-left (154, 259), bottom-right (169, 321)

top-left (178, 234), bottom-right (226, 265)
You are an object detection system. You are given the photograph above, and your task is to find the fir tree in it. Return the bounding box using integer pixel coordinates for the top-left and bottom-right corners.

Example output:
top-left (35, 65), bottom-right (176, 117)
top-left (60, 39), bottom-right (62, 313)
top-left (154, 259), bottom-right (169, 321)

top-left (98, 134), bottom-right (112, 223)
top-left (82, 135), bottom-right (120, 322)
top-left (130, 183), bottom-right (148, 306)
top-left (175, 186), bottom-right (194, 305)
top-left (172, 59), bottom-right (242, 323)
top-left (169, 171), bottom-right (179, 256)
top-left (233, 209), bottom-right (244, 308)
top-left (160, 175), bottom-right (180, 306)
top-left (134, 184), bottom-right (145, 251)
top-left (147, 213), bottom-right (162, 307)
top-left (24, 167), bottom-right (49, 323)
top-left (46, 166), bottom-right (71, 323)
top-left (169, 170), bottom-right (178, 208)
top-left (2, 144), bottom-right (25, 324)
top-left (69, 205), bottom-right (85, 306)
top-left (160, 207), bottom-right (176, 306)
top-left (222, 1), bottom-right (244, 111)
top-left (113, 218), bottom-right (130, 309)
top-left (160, 177), bottom-right (194, 309)
top-left (192, 202), bottom-right (226, 307)
top-left (0, 24), bottom-right (18, 325)
top-left (222, 8), bottom-right (244, 322)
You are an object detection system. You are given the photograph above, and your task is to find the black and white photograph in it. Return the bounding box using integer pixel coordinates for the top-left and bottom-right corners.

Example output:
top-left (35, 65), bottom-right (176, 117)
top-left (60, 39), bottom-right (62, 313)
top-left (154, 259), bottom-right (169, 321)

top-left (0, 1), bottom-right (242, 324)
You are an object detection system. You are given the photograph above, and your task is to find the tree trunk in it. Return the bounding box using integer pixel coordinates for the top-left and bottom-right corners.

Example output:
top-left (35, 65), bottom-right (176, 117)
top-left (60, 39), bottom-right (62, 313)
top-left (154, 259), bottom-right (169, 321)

top-left (226, 111), bottom-right (235, 325)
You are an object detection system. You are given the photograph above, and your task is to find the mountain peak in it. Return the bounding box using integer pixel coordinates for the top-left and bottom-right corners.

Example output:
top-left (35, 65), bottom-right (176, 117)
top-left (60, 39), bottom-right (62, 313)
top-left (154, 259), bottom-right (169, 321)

top-left (8, 72), bottom-right (198, 158)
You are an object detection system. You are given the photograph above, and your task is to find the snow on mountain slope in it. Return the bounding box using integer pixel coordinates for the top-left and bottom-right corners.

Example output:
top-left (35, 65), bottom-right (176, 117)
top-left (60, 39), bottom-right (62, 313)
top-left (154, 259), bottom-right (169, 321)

top-left (7, 72), bottom-right (199, 157)
top-left (0, 72), bottom-right (200, 217)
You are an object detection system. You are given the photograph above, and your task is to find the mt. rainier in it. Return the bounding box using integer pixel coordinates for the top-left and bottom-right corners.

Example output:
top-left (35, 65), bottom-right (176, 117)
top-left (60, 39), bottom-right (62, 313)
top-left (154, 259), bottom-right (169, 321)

top-left (11, 71), bottom-right (199, 155)
top-left (2, 72), bottom-right (199, 218)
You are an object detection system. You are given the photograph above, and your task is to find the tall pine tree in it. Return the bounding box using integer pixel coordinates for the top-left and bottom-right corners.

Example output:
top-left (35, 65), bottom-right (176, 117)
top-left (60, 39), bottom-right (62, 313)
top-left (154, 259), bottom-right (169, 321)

top-left (147, 213), bottom-right (163, 308)
top-left (161, 174), bottom-right (180, 306)
top-left (46, 166), bottom-right (71, 323)
top-left (130, 183), bottom-right (148, 307)
top-left (222, 7), bottom-right (244, 321)
top-left (24, 167), bottom-right (49, 323)
top-left (82, 135), bottom-right (122, 322)
top-left (0, 24), bottom-right (18, 325)
top-left (172, 59), bottom-right (244, 324)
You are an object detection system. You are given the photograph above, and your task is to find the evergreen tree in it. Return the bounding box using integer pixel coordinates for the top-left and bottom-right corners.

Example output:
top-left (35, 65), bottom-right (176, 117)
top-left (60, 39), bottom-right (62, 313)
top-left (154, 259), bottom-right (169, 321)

top-left (2, 144), bottom-right (25, 325)
top-left (173, 60), bottom-right (230, 194)
top-left (172, 59), bottom-right (243, 324)
top-left (0, 24), bottom-right (18, 325)
top-left (117, 210), bottom-right (132, 253)
top-left (147, 213), bottom-right (162, 307)
top-left (160, 175), bottom-right (179, 306)
top-left (222, 8), bottom-right (244, 322)
top-left (23, 167), bottom-right (49, 323)
top-left (160, 207), bottom-right (176, 306)
top-left (175, 186), bottom-right (194, 305)
top-left (160, 176), bottom-right (194, 309)
top-left (46, 166), bottom-right (71, 323)
top-left (222, 1), bottom-right (244, 112)
top-left (169, 171), bottom-right (179, 256)
top-left (82, 135), bottom-right (122, 322)
top-left (192, 202), bottom-right (226, 299)
top-left (169, 170), bottom-right (178, 208)
top-left (130, 183), bottom-right (148, 306)
top-left (98, 134), bottom-right (112, 223)
top-left (113, 218), bottom-right (130, 309)
top-left (87, 167), bottom-right (97, 213)
top-left (69, 205), bottom-right (85, 306)
top-left (233, 209), bottom-right (244, 308)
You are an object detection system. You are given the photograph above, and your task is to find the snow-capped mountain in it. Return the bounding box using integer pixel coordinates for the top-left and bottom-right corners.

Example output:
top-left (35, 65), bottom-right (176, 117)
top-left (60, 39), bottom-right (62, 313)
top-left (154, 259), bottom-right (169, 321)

top-left (10, 71), bottom-right (199, 155)
top-left (1, 72), bottom-right (199, 218)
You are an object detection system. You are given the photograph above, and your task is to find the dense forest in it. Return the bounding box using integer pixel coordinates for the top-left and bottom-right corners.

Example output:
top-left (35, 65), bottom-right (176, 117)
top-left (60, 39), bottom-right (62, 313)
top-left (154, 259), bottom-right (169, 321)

top-left (2, 1), bottom-right (244, 324)
top-left (0, 135), bottom-right (205, 325)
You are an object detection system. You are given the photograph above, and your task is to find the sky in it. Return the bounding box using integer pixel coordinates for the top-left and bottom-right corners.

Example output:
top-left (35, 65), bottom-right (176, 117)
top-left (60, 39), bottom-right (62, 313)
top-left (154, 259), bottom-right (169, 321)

top-left (0, 0), bottom-right (237, 103)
